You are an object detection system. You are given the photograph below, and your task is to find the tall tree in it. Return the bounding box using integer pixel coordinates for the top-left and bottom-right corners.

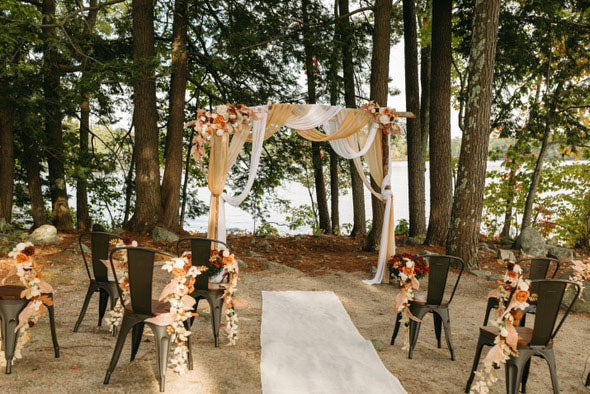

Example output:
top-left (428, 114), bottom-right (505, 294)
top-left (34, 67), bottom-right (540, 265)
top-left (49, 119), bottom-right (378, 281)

top-left (302, 0), bottom-right (331, 233)
top-left (447, 0), bottom-right (501, 270)
top-left (128, 0), bottom-right (162, 232)
top-left (365, 0), bottom-right (392, 251)
top-left (161, 0), bottom-right (189, 230)
top-left (0, 101), bottom-right (13, 224)
top-left (339, 0), bottom-right (366, 238)
top-left (42, 0), bottom-right (74, 230)
top-left (328, 0), bottom-right (340, 234)
top-left (403, 0), bottom-right (425, 237)
top-left (419, 5), bottom-right (431, 166)
top-left (425, 0), bottom-right (452, 246)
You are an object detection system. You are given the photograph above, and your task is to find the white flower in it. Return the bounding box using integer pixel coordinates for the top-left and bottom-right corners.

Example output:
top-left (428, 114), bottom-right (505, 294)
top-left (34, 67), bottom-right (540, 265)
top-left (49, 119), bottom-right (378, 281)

top-left (216, 129), bottom-right (225, 136)
top-left (8, 242), bottom-right (34, 258)
top-left (222, 249), bottom-right (230, 258)
top-left (131, 240), bottom-right (138, 247)
top-left (378, 114), bottom-right (391, 124)
top-left (513, 264), bottom-right (523, 274)
top-left (518, 280), bottom-right (530, 291)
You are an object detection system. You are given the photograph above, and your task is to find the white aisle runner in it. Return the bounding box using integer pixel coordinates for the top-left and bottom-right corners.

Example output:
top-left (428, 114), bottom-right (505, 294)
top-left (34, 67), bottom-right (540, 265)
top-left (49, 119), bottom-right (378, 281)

top-left (261, 291), bottom-right (407, 394)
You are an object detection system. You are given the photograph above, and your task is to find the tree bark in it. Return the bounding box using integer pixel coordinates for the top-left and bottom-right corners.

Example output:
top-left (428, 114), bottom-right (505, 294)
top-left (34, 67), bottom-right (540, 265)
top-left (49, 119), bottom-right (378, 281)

top-left (403, 0), bottom-right (426, 238)
top-left (365, 0), bottom-right (392, 251)
top-left (446, 0), bottom-right (501, 270)
top-left (42, 0), bottom-right (74, 230)
top-left (499, 166), bottom-right (517, 239)
top-left (0, 104), bottom-right (14, 224)
top-left (128, 0), bottom-right (163, 232)
top-left (161, 0), bottom-right (188, 231)
top-left (303, 0), bottom-right (331, 233)
top-left (22, 132), bottom-right (48, 228)
top-left (425, 0), bottom-right (452, 246)
top-left (329, 1), bottom-right (340, 234)
top-left (419, 8), bottom-right (431, 164)
top-left (339, 0), bottom-right (366, 237)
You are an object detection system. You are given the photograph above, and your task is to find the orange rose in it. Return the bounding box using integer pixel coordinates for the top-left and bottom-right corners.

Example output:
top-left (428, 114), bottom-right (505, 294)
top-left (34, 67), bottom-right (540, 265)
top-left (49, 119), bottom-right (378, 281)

top-left (172, 268), bottom-right (185, 278)
top-left (16, 253), bottom-right (30, 264)
top-left (514, 290), bottom-right (529, 304)
top-left (402, 267), bottom-right (414, 277)
top-left (506, 271), bottom-right (519, 282)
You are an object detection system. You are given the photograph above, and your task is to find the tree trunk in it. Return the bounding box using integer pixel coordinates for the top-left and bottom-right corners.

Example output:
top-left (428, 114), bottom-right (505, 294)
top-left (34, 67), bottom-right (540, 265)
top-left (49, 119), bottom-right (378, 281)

top-left (0, 105), bottom-right (14, 224)
top-left (329, 2), bottom-right (340, 234)
top-left (499, 167), bottom-right (517, 239)
top-left (123, 139), bottom-right (136, 227)
top-left (329, 148), bottom-right (339, 233)
top-left (419, 7), bottom-right (431, 164)
top-left (446, 0), bottom-right (501, 270)
top-left (365, 0), bottom-right (392, 251)
top-left (425, 0), bottom-right (452, 246)
top-left (403, 0), bottom-right (425, 238)
top-left (42, 0), bottom-right (73, 230)
top-left (339, 0), bottom-right (366, 237)
top-left (180, 127), bottom-right (196, 228)
top-left (161, 0), bottom-right (188, 231)
top-left (22, 132), bottom-right (48, 228)
top-left (127, 0), bottom-right (163, 232)
top-left (303, 0), bottom-right (331, 233)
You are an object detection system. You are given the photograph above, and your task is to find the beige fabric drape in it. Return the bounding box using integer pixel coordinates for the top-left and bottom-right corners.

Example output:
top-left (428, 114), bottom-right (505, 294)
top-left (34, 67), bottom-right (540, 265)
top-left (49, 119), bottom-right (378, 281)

top-left (207, 133), bottom-right (229, 238)
top-left (295, 110), bottom-right (373, 142)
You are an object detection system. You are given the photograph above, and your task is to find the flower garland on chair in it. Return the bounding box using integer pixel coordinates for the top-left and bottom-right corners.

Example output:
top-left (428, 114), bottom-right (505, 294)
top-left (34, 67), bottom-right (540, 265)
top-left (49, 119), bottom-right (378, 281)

top-left (471, 261), bottom-right (531, 394)
top-left (391, 254), bottom-right (424, 350)
top-left (0, 242), bottom-right (54, 366)
top-left (104, 238), bottom-right (137, 333)
top-left (569, 259), bottom-right (590, 299)
top-left (187, 104), bottom-right (256, 163)
top-left (360, 101), bottom-right (404, 136)
top-left (220, 251), bottom-right (240, 345)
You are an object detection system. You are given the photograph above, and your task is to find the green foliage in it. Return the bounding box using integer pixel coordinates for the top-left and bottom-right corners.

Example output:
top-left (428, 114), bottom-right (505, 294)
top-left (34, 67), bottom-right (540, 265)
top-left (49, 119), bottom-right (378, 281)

top-left (395, 219), bottom-right (410, 236)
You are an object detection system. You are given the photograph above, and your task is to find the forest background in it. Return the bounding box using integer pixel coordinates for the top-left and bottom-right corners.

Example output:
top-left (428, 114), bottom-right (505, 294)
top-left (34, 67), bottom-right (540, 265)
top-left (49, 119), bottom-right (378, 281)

top-left (0, 0), bottom-right (588, 270)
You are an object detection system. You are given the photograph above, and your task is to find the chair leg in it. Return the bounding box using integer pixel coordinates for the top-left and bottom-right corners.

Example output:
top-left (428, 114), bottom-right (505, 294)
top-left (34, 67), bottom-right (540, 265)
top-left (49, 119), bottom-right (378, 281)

top-left (131, 322), bottom-right (145, 362)
top-left (108, 291), bottom-right (119, 337)
top-left (505, 357), bottom-right (527, 394)
top-left (438, 309), bottom-right (455, 360)
top-left (206, 294), bottom-right (223, 347)
top-left (521, 357), bottom-right (532, 393)
top-left (98, 289), bottom-right (109, 327)
top-left (73, 285), bottom-right (95, 332)
top-left (1, 312), bottom-right (20, 374)
top-left (433, 313), bottom-right (442, 348)
top-left (465, 335), bottom-right (488, 393)
top-left (152, 325), bottom-right (171, 393)
top-left (185, 320), bottom-right (193, 371)
top-left (407, 319), bottom-right (422, 359)
top-left (46, 300), bottom-right (60, 358)
top-left (390, 313), bottom-right (402, 345)
top-left (542, 348), bottom-right (560, 394)
top-left (586, 372), bottom-right (590, 387)
top-left (483, 297), bottom-right (497, 326)
top-left (104, 317), bottom-right (135, 385)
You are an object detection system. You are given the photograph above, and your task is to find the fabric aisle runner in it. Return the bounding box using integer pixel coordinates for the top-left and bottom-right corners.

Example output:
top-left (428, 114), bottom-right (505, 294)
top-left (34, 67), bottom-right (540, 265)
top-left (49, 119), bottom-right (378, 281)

top-left (260, 291), bottom-right (407, 394)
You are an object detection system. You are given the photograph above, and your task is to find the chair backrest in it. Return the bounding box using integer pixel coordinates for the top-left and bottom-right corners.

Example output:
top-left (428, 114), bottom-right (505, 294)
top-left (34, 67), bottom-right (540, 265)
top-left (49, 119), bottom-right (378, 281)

top-left (177, 237), bottom-right (229, 290)
top-left (109, 246), bottom-right (175, 316)
top-left (423, 255), bottom-right (464, 305)
top-left (79, 232), bottom-right (123, 282)
top-left (530, 279), bottom-right (580, 346)
top-left (520, 257), bottom-right (560, 294)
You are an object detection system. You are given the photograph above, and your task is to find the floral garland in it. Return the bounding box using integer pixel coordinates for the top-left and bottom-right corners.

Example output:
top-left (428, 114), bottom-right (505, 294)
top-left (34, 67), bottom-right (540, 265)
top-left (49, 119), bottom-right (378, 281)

top-left (220, 251), bottom-right (239, 345)
top-left (187, 104), bottom-right (256, 162)
top-left (0, 242), bottom-right (54, 367)
top-left (471, 261), bottom-right (531, 394)
top-left (389, 253), bottom-right (429, 280)
top-left (392, 255), bottom-right (423, 350)
top-left (360, 101), bottom-right (404, 136)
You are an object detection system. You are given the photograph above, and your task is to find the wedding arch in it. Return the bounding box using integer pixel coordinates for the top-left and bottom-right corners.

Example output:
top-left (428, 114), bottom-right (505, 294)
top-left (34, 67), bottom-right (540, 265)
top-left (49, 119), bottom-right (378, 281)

top-left (186, 103), bottom-right (413, 285)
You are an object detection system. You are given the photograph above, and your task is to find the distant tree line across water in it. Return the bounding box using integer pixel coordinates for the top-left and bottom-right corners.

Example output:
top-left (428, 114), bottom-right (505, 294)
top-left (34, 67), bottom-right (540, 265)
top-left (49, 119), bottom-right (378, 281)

top-left (0, 0), bottom-right (587, 270)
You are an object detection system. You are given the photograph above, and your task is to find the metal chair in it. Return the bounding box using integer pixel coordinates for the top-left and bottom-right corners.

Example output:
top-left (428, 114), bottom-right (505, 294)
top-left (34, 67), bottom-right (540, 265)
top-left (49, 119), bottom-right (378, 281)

top-left (0, 285), bottom-right (60, 373)
top-left (74, 232), bottom-right (123, 333)
top-left (103, 247), bottom-right (192, 392)
top-left (390, 254), bottom-right (464, 360)
top-left (482, 257), bottom-right (560, 326)
top-left (585, 372), bottom-right (590, 387)
top-left (465, 279), bottom-right (581, 394)
top-left (176, 237), bottom-right (229, 347)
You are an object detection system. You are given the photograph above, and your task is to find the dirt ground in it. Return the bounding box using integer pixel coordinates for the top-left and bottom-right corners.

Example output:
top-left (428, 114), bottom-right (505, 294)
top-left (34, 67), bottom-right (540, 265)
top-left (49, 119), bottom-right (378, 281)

top-left (0, 233), bottom-right (589, 393)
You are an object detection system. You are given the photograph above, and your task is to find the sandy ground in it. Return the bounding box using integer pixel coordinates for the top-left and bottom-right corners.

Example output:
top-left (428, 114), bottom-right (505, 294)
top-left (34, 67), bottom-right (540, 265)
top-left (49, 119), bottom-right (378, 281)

top-left (0, 238), bottom-right (589, 393)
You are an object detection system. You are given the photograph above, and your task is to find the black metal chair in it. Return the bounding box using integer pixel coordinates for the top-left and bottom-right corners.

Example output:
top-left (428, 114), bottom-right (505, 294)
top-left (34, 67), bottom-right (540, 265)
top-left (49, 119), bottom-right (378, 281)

top-left (465, 279), bottom-right (580, 394)
top-left (0, 285), bottom-right (60, 373)
top-left (74, 231), bottom-right (124, 333)
top-left (176, 237), bottom-right (229, 347)
top-left (585, 372), bottom-right (590, 387)
top-left (482, 257), bottom-right (560, 326)
top-left (390, 254), bottom-right (464, 360)
top-left (103, 247), bottom-right (192, 392)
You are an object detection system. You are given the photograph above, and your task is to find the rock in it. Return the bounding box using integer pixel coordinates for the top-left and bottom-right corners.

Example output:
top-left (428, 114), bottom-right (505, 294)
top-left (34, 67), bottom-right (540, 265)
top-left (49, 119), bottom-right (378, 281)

top-left (478, 243), bottom-right (496, 253)
top-left (560, 272), bottom-right (590, 313)
top-left (0, 218), bottom-right (12, 232)
top-left (547, 245), bottom-right (573, 261)
top-left (257, 239), bottom-right (272, 252)
top-left (152, 226), bottom-right (179, 243)
top-left (80, 243), bottom-right (92, 255)
top-left (406, 237), bottom-right (421, 246)
top-left (28, 225), bottom-right (62, 246)
top-left (498, 249), bottom-right (516, 262)
top-left (237, 259), bottom-right (249, 269)
top-left (518, 228), bottom-right (547, 257)
top-left (471, 269), bottom-right (492, 280)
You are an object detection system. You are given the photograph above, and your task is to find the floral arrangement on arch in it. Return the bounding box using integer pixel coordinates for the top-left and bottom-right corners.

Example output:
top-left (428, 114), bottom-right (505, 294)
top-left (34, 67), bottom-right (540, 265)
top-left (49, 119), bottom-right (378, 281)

top-left (471, 261), bottom-right (532, 393)
top-left (0, 242), bottom-right (54, 366)
top-left (360, 101), bottom-right (404, 136)
top-left (569, 258), bottom-right (590, 299)
top-left (187, 104), bottom-right (257, 162)
top-left (391, 254), bottom-right (427, 350)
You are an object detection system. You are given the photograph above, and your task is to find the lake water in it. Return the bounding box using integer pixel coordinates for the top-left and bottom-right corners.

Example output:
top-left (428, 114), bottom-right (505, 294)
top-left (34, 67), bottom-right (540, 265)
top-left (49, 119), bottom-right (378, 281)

top-left (185, 161), bottom-right (504, 235)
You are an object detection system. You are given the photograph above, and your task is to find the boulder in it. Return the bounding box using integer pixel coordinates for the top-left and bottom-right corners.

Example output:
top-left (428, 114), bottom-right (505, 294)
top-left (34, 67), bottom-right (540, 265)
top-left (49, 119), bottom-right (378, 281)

top-left (518, 228), bottom-right (547, 257)
top-left (498, 249), bottom-right (516, 262)
top-left (29, 225), bottom-right (62, 246)
top-left (560, 272), bottom-right (590, 313)
top-left (547, 245), bottom-right (573, 261)
top-left (152, 226), bottom-right (179, 243)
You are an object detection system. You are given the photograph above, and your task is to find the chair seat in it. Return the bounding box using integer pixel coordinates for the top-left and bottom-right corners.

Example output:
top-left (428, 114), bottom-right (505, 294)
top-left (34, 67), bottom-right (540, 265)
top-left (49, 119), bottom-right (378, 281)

top-left (124, 300), bottom-right (170, 316)
top-left (479, 325), bottom-right (541, 347)
top-left (410, 295), bottom-right (449, 308)
top-left (0, 285), bottom-right (27, 300)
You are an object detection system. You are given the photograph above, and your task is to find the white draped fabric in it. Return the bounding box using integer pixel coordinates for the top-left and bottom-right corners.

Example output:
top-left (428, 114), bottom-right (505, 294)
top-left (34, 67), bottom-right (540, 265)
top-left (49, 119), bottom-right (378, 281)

top-left (202, 104), bottom-right (396, 284)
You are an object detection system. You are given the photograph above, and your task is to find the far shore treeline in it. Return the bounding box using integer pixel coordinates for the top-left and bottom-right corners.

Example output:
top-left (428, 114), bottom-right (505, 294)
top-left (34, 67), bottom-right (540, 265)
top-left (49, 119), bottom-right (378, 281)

top-left (0, 0), bottom-right (588, 270)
